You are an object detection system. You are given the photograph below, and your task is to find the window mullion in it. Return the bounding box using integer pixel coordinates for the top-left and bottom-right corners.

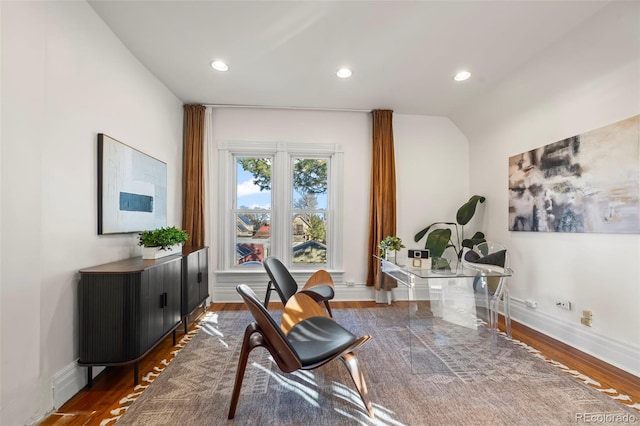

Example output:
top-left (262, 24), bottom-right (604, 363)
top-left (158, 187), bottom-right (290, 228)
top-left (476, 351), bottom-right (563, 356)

top-left (273, 148), bottom-right (291, 264)
top-left (219, 147), bottom-right (233, 270)
top-left (330, 150), bottom-right (343, 270)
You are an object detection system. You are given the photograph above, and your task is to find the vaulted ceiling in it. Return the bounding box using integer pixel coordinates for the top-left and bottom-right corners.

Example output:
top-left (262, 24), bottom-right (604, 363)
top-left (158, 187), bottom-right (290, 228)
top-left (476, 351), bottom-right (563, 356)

top-left (89, 1), bottom-right (610, 116)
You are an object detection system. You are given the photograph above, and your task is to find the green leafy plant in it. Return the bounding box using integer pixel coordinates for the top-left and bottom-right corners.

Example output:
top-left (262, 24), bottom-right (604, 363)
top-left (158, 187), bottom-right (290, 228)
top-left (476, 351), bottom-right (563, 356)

top-left (378, 235), bottom-right (406, 257)
top-left (414, 195), bottom-right (486, 260)
top-left (138, 226), bottom-right (189, 250)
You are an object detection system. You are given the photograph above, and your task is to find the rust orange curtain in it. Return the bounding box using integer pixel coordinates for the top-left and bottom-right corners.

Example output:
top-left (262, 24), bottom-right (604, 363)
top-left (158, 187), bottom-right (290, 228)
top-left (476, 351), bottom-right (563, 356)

top-left (366, 110), bottom-right (397, 290)
top-left (182, 104), bottom-right (205, 248)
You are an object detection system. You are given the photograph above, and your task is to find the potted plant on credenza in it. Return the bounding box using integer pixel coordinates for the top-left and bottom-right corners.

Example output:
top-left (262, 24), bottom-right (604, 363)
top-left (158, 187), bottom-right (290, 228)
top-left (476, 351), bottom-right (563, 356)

top-left (138, 226), bottom-right (189, 259)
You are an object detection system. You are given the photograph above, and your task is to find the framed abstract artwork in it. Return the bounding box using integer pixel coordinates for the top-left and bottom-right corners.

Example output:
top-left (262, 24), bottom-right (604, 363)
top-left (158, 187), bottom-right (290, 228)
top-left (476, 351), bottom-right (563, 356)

top-left (508, 115), bottom-right (640, 234)
top-left (97, 133), bottom-right (167, 234)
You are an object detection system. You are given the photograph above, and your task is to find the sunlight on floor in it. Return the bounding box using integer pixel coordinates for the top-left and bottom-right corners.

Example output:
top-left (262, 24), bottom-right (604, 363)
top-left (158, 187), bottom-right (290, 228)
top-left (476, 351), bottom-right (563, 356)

top-left (250, 356), bottom-right (405, 425)
top-left (202, 311), bottom-right (219, 324)
top-left (199, 312), bottom-right (231, 348)
top-left (330, 381), bottom-right (405, 425)
top-left (253, 363), bottom-right (320, 406)
top-left (291, 369), bottom-right (319, 387)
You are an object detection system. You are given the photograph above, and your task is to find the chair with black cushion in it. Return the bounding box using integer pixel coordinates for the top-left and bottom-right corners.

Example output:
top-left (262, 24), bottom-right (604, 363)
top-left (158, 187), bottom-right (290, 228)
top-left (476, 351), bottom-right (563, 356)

top-left (262, 256), bottom-right (334, 317)
top-left (228, 284), bottom-right (374, 419)
top-left (463, 241), bottom-right (512, 338)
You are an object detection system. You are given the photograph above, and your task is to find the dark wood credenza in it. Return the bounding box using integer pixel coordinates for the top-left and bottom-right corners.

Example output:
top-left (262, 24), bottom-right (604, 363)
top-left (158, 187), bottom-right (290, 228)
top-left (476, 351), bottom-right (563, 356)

top-left (78, 246), bottom-right (209, 386)
top-left (181, 246), bottom-right (209, 333)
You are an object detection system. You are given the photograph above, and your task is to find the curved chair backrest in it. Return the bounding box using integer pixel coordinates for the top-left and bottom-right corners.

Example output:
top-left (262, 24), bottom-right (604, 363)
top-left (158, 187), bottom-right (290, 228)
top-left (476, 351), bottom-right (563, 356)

top-left (465, 241), bottom-right (509, 269)
top-left (464, 240), bottom-right (509, 295)
top-left (236, 284), bottom-right (301, 372)
top-left (473, 241), bottom-right (509, 268)
top-left (302, 269), bottom-right (334, 290)
top-left (263, 257), bottom-right (299, 303)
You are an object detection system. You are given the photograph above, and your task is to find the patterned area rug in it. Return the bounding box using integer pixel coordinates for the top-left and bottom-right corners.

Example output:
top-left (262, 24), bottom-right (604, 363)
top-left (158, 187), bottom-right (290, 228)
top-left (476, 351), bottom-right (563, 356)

top-left (115, 306), bottom-right (638, 425)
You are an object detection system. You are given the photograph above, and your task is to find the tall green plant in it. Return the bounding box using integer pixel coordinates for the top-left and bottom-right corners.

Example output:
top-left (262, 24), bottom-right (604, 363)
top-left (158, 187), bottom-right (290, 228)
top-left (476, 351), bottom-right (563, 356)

top-left (414, 195), bottom-right (486, 260)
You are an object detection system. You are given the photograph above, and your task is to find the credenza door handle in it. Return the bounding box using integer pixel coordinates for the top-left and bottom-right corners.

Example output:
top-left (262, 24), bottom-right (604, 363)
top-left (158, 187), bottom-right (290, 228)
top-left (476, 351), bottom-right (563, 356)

top-left (160, 292), bottom-right (168, 308)
top-left (197, 272), bottom-right (202, 283)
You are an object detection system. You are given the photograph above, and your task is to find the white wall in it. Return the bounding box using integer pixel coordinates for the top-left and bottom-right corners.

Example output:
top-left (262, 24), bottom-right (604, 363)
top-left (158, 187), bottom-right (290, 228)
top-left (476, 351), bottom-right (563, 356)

top-left (394, 114), bottom-right (470, 260)
top-left (8, 0), bottom-right (635, 422)
top-left (0, 2), bottom-right (183, 424)
top-left (209, 108), bottom-right (370, 299)
top-left (208, 108), bottom-right (469, 301)
top-left (452, 1), bottom-right (640, 374)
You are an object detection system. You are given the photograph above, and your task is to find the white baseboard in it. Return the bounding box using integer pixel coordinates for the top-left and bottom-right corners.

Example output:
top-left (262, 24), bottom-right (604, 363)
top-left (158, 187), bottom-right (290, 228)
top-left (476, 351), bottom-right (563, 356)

top-left (52, 361), bottom-right (104, 409)
top-left (509, 299), bottom-right (640, 377)
top-left (335, 284), bottom-right (377, 301)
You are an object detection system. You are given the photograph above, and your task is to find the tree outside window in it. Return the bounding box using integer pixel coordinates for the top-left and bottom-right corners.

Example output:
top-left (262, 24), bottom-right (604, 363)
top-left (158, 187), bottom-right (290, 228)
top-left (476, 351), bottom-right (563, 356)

top-left (236, 156), bottom-right (329, 266)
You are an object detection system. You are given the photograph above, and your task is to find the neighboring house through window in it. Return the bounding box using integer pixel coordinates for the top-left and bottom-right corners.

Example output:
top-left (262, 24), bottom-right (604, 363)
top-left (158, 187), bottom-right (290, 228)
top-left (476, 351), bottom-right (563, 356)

top-left (218, 141), bottom-right (343, 272)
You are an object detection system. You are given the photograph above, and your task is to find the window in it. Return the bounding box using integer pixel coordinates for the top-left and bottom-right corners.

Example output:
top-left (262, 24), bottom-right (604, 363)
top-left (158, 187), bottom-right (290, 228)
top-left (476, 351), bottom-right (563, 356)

top-left (218, 141), bottom-right (343, 272)
top-left (291, 157), bottom-right (328, 264)
top-left (235, 156), bottom-right (272, 266)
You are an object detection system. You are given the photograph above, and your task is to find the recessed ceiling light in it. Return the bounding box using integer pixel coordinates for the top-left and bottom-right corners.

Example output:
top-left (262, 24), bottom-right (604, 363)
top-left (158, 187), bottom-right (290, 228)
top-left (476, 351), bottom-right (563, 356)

top-left (211, 60), bottom-right (229, 72)
top-left (454, 70), bottom-right (471, 82)
top-left (336, 67), bottom-right (353, 78)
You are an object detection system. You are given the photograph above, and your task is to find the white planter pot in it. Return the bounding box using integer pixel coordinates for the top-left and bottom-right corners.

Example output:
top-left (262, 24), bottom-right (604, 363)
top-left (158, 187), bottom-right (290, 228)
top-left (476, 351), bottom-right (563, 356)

top-left (142, 243), bottom-right (182, 260)
top-left (384, 252), bottom-right (396, 264)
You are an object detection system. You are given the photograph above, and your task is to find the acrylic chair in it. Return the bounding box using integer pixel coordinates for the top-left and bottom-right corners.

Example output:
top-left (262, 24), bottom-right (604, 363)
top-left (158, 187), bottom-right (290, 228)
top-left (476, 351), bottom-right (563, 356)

top-left (463, 241), bottom-right (512, 338)
top-left (262, 257), bottom-right (334, 317)
top-left (228, 284), bottom-right (374, 419)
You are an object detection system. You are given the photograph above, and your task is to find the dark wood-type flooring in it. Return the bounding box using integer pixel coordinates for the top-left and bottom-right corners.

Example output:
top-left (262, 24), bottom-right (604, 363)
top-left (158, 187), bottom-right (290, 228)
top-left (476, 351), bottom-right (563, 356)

top-left (40, 301), bottom-right (640, 425)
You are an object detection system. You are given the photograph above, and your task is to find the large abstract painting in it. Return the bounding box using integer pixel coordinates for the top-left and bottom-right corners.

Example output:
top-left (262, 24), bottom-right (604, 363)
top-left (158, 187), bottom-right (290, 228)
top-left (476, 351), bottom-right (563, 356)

top-left (98, 134), bottom-right (167, 234)
top-left (508, 115), bottom-right (640, 234)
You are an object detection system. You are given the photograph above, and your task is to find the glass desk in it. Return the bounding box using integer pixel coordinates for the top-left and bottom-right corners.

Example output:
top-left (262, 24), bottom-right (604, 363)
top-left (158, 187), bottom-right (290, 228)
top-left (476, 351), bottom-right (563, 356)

top-left (374, 256), bottom-right (514, 371)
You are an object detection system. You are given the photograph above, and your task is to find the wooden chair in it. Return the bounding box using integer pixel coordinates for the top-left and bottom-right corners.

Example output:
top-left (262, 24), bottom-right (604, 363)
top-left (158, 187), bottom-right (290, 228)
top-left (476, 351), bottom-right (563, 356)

top-left (262, 257), bottom-right (334, 317)
top-left (228, 284), bottom-right (374, 419)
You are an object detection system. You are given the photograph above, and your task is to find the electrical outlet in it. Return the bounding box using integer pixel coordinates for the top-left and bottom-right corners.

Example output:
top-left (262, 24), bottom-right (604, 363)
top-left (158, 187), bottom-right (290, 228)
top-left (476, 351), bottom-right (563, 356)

top-left (582, 310), bottom-right (593, 319)
top-left (555, 299), bottom-right (572, 310)
top-left (346, 280), bottom-right (355, 287)
top-left (525, 299), bottom-right (538, 309)
top-left (581, 317), bottom-right (592, 327)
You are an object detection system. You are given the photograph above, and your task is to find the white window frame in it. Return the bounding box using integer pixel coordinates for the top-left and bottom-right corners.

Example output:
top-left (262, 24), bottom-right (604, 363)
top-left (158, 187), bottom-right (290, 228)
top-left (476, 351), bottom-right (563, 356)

top-left (217, 140), bottom-right (343, 275)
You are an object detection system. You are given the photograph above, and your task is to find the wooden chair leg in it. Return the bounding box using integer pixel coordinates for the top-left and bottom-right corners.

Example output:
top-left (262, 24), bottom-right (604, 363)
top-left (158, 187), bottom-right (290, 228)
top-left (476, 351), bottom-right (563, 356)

top-left (341, 352), bottom-right (374, 418)
top-left (228, 324), bottom-right (263, 419)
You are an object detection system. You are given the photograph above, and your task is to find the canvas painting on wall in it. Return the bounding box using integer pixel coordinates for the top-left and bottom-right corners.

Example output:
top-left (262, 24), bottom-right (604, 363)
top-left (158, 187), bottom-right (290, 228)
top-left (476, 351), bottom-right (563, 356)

top-left (98, 134), bottom-right (167, 234)
top-left (508, 115), bottom-right (640, 234)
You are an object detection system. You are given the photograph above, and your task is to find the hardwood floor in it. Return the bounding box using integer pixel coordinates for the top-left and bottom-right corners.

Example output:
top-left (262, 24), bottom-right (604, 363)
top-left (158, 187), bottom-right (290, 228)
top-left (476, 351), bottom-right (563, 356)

top-left (506, 317), bottom-right (640, 407)
top-left (40, 301), bottom-right (639, 425)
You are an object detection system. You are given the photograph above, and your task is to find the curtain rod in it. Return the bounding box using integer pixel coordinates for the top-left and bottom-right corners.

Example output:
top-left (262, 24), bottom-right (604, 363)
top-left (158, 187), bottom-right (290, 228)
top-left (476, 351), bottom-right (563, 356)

top-left (203, 103), bottom-right (372, 113)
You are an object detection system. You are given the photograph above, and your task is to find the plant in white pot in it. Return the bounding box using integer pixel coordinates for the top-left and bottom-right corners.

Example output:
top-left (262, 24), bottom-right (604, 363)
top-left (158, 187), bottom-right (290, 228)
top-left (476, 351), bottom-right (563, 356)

top-left (378, 235), bottom-right (405, 263)
top-left (138, 226), bottom-right (189, 259)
